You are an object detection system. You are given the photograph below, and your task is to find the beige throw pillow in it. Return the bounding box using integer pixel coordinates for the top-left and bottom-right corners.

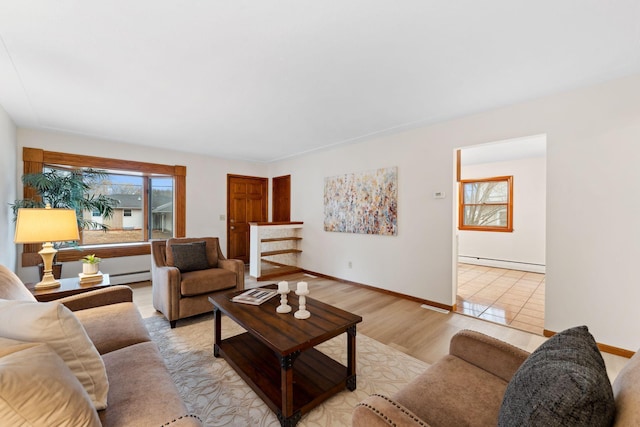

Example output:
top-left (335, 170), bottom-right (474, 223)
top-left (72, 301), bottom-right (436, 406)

top-left (0, 299), bottom-right (109, 409)
top-left (0, 337), bottom-right (101, 426)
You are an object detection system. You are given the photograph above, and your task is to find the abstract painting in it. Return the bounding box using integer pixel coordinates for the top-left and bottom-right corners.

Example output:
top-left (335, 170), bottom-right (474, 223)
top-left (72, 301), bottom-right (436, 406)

top-left (324, 166), bottom-right (397, 235)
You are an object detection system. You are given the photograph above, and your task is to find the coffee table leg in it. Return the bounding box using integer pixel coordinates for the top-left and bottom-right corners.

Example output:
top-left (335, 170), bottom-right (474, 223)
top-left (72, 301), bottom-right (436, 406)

top-left (278, 352), bottom-right (301, 426)
top-left (213, 306), bottom-right (221, 357)
top-left (347, 325), bottom-right (357, 391)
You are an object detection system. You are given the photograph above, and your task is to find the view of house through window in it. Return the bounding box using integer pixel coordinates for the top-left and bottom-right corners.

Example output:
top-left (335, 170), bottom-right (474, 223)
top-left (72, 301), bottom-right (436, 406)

top-left (46, 167), bottom-right (174, 246)
top-left (459, 176), bottom-right (513, 232)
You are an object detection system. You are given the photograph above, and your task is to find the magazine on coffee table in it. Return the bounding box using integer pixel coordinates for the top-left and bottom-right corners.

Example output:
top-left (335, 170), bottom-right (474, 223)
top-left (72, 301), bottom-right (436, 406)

top-left (232, 288), bottom-right (278, 305)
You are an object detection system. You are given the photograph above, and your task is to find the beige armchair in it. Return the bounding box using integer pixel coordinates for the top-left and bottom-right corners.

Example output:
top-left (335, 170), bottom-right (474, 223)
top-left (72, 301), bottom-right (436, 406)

top-left (353, 328), bottom-right (640, 427)
top-left (150, 237), bottom-right (244, 328)
top-left (353, 330), bottom-right (530, 427)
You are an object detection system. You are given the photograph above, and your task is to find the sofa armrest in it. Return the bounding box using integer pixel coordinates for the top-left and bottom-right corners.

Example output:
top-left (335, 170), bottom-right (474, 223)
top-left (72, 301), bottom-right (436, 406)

top-left (353, 394), bottom-right (430, 427)
top-left (218, 258), bottom-right (245, 290)
top-left (57, 285), bottom-right (133, 311)
top-left (449, 329), bottom-right (530, 382)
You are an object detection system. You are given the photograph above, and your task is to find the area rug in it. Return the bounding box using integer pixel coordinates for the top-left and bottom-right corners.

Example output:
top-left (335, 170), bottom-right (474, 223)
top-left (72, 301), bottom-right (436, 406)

top-left (144, 313), bottom-right (429, 426)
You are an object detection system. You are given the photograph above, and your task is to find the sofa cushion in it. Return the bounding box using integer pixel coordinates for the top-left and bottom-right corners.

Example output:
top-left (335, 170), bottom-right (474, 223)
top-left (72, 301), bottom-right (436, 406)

top-left (498, 325), bottom-right (615, 427)
top-left (166, 237), bottom-right (219, 268)
top-left (0, 299), bottom-right (109, 410)
top-left (73, 302), bottom-right (151, 355)
top-left (100, 341), bottom-right (194, 427)
top-left (0, 265), bottom-right (36, 302)
top-left (0, 337), bottom-right (101, 427)
top-left (180, 268), bottom-right (237, 296)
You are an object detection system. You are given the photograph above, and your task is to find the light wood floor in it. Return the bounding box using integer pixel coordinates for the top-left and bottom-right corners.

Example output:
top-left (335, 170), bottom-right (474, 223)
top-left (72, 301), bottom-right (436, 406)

top-left (129, 270), bottom-right (629, 381)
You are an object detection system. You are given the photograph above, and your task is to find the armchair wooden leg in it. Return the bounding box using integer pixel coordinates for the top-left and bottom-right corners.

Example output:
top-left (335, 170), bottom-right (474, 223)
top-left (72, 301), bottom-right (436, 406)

top-left (170, 320), bottom-right (177, 328)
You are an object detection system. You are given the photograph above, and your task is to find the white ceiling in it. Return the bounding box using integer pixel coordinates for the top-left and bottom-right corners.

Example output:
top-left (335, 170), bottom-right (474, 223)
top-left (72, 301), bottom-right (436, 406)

top-left (1, 1), bottom-right (639, 163)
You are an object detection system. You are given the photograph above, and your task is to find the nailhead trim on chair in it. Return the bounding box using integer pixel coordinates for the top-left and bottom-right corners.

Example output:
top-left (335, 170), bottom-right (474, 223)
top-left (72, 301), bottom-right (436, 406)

top-left (160, 414), bottom-right (203, 426)
top-left (355, 394), bottom-right (429, 427)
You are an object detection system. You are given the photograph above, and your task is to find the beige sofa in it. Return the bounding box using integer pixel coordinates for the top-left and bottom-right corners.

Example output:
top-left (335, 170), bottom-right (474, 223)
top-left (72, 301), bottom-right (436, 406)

top-left (0, 264), bottom-right (202, 426)
top-left (151, 237), bottom-right (244, 328)
top-left (353, 328), bottom-right (640, 427)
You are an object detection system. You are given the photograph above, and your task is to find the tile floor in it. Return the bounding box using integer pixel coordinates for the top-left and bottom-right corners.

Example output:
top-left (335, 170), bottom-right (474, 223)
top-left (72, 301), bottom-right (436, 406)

top-left (456, 263), bottom-right (545, 335)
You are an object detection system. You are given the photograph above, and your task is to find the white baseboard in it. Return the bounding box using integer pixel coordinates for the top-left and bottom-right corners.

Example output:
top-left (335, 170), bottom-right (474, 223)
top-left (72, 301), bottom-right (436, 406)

top-left (458, 256), bottom-right (545, 274)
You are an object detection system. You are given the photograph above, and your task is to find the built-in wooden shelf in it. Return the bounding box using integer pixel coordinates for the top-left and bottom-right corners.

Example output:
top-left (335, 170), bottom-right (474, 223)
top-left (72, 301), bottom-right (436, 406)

top-left (249, 222), bottom-right (303, 280)
top-left (258, 265), bottom-right (303, 280)
top-left (261, 249), bottom-right (303, 257)
top-left (261, 237), bottom-right (303, 243)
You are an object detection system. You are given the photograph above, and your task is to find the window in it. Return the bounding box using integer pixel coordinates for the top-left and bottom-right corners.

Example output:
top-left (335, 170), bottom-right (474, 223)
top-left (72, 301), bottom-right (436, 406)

top-left (20, 147), bottom-right (186, 266)
top-left (78, 171), bottom-right (173, 245)
top-left (459, 176), bottom-right (513, 232)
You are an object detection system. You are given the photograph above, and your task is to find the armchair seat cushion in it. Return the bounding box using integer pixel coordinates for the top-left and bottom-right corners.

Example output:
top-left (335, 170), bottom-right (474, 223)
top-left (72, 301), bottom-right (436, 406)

top-left (180, 268), bottom-right (237, 296)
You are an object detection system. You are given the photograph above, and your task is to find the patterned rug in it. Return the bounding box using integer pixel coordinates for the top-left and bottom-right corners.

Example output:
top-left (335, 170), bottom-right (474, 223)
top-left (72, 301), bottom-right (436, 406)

top-left (144, 313), bottom-right (429, 426)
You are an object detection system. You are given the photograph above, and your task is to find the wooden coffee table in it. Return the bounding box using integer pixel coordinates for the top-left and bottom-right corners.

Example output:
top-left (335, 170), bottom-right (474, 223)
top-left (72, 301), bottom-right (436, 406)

top-left (209, 289), bottom-right (362, 427)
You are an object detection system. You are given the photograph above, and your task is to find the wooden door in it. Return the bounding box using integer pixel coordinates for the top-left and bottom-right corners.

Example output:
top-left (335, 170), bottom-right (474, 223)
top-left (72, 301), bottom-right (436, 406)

top-left (272, 175), bottom-right (291, 222)
top-left (227, 175), bottom-right (268, 262)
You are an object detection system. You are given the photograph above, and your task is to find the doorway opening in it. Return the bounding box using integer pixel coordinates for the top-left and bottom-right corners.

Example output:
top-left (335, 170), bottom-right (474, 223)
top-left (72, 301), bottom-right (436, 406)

top-left (454, 135), bottom-right (547, 335)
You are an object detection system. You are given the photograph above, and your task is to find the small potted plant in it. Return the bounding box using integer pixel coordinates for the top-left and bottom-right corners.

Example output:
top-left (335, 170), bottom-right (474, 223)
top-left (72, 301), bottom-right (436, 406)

top-left (81, 254), bottom-right (101, 275)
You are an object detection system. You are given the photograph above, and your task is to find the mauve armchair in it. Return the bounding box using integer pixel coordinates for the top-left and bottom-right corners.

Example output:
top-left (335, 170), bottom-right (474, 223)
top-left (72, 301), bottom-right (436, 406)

top-left (151, 237), bottom-right (244, 328)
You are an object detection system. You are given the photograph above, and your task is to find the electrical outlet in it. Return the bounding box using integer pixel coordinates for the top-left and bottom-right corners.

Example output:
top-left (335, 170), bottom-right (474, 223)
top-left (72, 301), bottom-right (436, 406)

top-left (348, 261), bottom-right (352, 268)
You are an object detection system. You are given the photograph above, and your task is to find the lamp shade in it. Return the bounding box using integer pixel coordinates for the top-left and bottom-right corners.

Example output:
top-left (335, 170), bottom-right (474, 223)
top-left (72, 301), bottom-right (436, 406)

top-left (14, 208), bottom-right (80, 243)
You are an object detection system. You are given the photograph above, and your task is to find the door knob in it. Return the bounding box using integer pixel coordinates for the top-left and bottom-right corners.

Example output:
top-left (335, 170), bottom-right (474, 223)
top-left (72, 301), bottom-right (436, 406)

top-left (230, 226), bottom-right (235, 230)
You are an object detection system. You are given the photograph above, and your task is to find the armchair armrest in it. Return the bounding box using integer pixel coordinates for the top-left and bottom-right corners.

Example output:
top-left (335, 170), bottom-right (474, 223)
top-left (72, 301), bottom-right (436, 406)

top-left (151, 265), bottom-right (182, 322)
top-left (449, 329), bottom-right (530, 382)
top-left (353, 394), bottom-right (430, 427)
top-left (57, 285), bottom-right (133, 311)
top-left (218, 258), bottom-right (245, 290)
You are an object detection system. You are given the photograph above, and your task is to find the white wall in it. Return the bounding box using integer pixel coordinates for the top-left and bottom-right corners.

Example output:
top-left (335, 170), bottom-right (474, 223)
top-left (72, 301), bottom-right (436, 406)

top-left (458, 156), bottom-right (546, 271)
top-left (269, 73), bottom-right (640, 351)
top-left (0, 105), bottom-right (17, 269)
top-left (16, 129), bottom-right (267, 282)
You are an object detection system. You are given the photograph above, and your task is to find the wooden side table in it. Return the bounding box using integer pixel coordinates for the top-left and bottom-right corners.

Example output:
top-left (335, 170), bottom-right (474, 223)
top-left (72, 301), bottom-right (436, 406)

top-left (26, 274), bottom-right (111, 302)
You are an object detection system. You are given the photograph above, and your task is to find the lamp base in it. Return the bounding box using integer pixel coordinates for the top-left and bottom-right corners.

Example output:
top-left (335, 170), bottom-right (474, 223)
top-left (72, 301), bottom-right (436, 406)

top-left (38, 263), bottom-right (62, 281)
top-left (35, 272), bottom-right (61, 290)
top-left (36, 242), bottom-right (61, 289)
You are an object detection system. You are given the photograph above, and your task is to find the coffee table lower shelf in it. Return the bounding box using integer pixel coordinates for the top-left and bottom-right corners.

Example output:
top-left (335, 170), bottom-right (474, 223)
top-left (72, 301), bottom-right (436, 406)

top-left (215, 332), bottom-right (351, 426)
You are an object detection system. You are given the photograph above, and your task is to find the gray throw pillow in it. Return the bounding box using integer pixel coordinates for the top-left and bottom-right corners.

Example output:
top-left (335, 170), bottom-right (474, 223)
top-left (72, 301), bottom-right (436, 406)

top-left (498, 325), bottom-right (615, 427)
top-left (170, 241), bottom-right (210, 272)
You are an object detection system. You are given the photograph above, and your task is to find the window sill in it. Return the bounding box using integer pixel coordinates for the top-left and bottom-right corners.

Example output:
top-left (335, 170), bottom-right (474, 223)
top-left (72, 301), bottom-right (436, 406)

top-left (21, 243), bottom-right (151, 267)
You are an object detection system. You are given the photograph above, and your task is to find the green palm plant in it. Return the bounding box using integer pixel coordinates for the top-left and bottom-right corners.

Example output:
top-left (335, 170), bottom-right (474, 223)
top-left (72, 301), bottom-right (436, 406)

top-left (11, 168), bottom-right (118, 231)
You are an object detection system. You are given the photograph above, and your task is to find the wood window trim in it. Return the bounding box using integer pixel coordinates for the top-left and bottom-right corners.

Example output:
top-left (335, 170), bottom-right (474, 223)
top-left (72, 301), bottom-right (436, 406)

top-left (20, 147), bottom-right (186, 267)
top-left (458, 175), bottom-right (513, 232)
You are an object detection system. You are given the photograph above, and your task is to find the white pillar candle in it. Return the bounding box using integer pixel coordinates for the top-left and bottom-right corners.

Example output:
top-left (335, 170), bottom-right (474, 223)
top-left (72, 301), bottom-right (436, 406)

top-left (297, 281), bottom-right (308, 292)
top-left (278, 281), bottom-right (289, 292)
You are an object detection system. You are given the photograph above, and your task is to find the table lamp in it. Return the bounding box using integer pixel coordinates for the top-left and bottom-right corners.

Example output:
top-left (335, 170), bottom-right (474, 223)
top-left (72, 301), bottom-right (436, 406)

top-left (14, 204), bottom-right (80, 289)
